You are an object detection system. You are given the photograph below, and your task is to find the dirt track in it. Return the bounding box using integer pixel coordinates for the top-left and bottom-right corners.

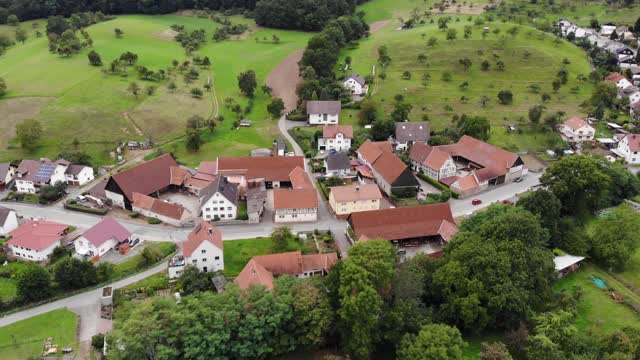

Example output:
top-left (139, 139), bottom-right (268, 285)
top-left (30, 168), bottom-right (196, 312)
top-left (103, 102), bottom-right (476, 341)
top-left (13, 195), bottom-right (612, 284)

top-left (369, 20), bottom-right (391, 33)
top-left (266, 49), bottom-right (304, 111)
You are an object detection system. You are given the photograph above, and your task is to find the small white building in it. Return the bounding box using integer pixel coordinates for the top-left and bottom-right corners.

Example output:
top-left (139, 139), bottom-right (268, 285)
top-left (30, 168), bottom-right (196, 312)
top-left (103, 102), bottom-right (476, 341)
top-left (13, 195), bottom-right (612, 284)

top-left (273, 189), bottom-right (318, 223)
top-left (7, 220), bottom-right (70, 262)
top-left (558, 116), bottom-right (595, 143)
top-left (169, 221), bottom-right (224, 279)
top-left (554, 254), bottom-right (585, 278)
top-left (199, 177), bottom-right (239, 221)
top-left (306, 101), bottom-right (341, 125)
top-left (65, 165), bottom-right (95, 186)
top-left (74, 217), bottom-right (131, 258)
top-left (600, 24), bottom-right (617, 37)
top-left (0, 163), bottom-right (15, 191)
top-left (613, 133), bottom-right (640, 164)
top-left (0, 207), bottom-right (19, 236)
top-left (342, 73), bottom-right (368, 95)
top-left (318, 125), bottom-right (353, 152)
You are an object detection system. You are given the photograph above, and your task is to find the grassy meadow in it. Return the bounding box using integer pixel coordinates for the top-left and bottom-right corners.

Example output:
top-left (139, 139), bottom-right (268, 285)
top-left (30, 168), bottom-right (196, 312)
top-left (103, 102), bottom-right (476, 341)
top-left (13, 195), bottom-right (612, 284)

top-left (358, 0), bottom-right (492, 23)
top-left (0, 14), bottom-right (311, 166)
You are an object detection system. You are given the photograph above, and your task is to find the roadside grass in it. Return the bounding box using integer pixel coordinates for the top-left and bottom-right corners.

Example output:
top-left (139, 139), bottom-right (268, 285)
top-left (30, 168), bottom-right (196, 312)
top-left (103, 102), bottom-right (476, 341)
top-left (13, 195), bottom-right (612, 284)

top-left (0, 14), bottom-right (311, 166)
top-left (0, 262), bottom-right (30, 302)
top-left (0, 309), bottom-right (78, 360)
top-left (223, 237), bottom-right (304, 276)
top-left (111, 242), bottom-right (176, 278)
top-left (340, 20), bottom-right (592, 151)
top-left (118, 272), bottom-right (169, 293)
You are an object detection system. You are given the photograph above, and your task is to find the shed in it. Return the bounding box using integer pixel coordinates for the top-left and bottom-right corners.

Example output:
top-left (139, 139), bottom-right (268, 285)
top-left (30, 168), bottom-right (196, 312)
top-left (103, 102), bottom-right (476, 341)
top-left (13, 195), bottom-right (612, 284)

top-left (553, 255), bottom-right (585, 278)
top-left (239, 119), bottom-right (253, 127)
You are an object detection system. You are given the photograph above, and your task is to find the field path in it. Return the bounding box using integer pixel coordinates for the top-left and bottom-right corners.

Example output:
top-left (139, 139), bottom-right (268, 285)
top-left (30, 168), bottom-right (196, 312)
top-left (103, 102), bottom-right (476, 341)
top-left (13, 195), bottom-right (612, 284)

top-left (122, 112), bottom-right (144, 136)
top-left (266, 49), bottom-right (304, 111)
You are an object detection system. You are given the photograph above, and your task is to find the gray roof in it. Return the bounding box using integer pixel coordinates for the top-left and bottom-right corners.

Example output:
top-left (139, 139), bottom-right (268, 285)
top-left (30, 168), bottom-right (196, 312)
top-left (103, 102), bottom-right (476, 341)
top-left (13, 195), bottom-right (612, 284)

top-left (0, 206), bottom-right (14, 225)
top-left (325, 152), bottom-right (351, 171)
top-left (89, 179), bottom-right (108, 199)
top-left (0, 163), bottom-right (11, 183)
top-left (200, 176), bottom-right (239, 206)
top-left (395, 122), bottom-right (431, 142)
top-left (343, 73), bottom-right (366, 86)
top-left (247, 185), bottom-right (267, 214)
top-left (274, 138), bottom-right (287, 151)
top-left (66, 164), bottom-right (89, 176)
top-left (306, 101), bottom-right (341, 115)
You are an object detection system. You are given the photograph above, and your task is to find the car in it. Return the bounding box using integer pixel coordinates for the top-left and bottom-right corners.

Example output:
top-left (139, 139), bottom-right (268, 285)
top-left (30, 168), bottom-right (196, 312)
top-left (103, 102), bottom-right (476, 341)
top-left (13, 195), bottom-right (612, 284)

top-left (396, 249), bottom-right (407, 255)
top-left (472, 199), bottom-right (482, 205)
top-left (514, 177), bottom-right (524, 183)
top-left (76, 195), bottom-right (87, 203)
top-left (502, 199), bottom-right (513, 205)
top-left (130, 238), bottom-right (140, 247)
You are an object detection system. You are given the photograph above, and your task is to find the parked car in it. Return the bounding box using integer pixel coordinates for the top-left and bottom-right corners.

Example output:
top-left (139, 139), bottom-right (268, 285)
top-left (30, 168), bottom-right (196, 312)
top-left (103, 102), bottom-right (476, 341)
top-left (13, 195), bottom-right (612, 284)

top-left (502, 199), bottom-right (513, 205)
top-left (514, 177), bottom-right (524, 183)
top-left (472, 199), bottom-right (482, 205)
top-left (130, 238), bottom-right (140, 248)
top-left (76, 195), bottom-right (87, 203)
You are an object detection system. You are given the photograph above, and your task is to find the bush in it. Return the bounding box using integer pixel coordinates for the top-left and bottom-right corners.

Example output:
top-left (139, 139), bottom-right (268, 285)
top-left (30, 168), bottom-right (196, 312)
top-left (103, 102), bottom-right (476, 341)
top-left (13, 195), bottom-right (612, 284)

top-left (64, 202), bottom-right (108, 215)
top-left (147, 217), bottom-right (161, 224)
top-left (287, 113), bottom-right (307, 121)
top-left (128, 212), bottom-right (140, 218)
top-left (91, 334), bottom-right (105, 350)
top-left (416, 172), bottom-right (460, 199)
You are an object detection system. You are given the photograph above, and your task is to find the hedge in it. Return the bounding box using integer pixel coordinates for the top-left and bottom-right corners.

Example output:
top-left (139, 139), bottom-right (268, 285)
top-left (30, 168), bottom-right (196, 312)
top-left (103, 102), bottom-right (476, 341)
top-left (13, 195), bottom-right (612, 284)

top-left (147, 218), bottom-right (162, 224)
top-left (416, 172), bottom-right (460, 199)
top-left (64, 202), bottom-right (108, 215)
top-left (286, 114), bottom-right (307, 121)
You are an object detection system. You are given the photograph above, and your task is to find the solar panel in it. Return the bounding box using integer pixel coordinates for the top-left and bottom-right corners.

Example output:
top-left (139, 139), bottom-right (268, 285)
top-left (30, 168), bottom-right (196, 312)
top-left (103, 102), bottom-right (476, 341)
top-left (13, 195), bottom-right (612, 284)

top-left (34, 164), bottom-right (56, 182)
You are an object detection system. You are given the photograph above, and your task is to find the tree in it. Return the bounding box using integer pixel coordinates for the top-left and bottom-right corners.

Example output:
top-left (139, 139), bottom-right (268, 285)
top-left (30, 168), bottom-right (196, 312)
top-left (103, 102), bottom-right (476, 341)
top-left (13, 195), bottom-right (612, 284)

top-left (532, 310), bottom-right (576, 348)
top-left (391, 102), bottom-right (413, 122)
top-left (167, 81), bottom-right (177, 92)
top-left (271, 226), bottom-right (294, 253)
top-left (481, 60), bottom-right (490, 71)
top-left (358, 98), bottom-right (379, 126)
top-left (497, 90), bottom-right (513, 105)
top-left (56, 29), bottom-right (81, 56)
top-left (207, 118), bottom-right (216, 133)
top-left (552, 79), bottom-right (561, 92)
top-left (114, 28), bottom-right (123, 38)
top-left (87, 50), bottom-right (102, 66)
top-left (177, 265), bottom-right (211, 295)
top-left (446, 28), bottom-right (457, 41)
top-left (480, 342), bottom-right (513, 360)
top-left (591, 206), bottom-right (640, 270)
top-left (15, 26), bottom-right (27, 43)
top-left (457, 115), bottom-right (490, 141)
top-left (7, 14), bottom-right (18, 26)
top-left (459, 57), bottom-right (472, 71)
top-left (528, 104), bottom-right (545, 124)
top-left (190, 87), bottom-right (203, 98)
top-left (39, 181), bottom-right (68, 202)
top-left (0, 77), bottom-right (6, 97)
top-left (427, 36), bottom-right (438, 47)
top-left (401, 70), bottom-right (412, 80)
top-left (517, 189), bottom-right (562, 246)
top-left (185, 129), bottom-right (202, 152)
top-left (397, 324), bottom-right (466, 360)
top-left (53, 257), bottom-right (98, 290)
top-left (237, 70), bottom-right (257, 97)
top-left (16, 265), bottom-right (52, 302)
top-left (347, 240), bottom-right (396, 291)
top-left (590, 82), bottom-right (617, 107)
top-left (267, 97), bottom-right (285, 118)
top-left (186, 115), bottom-right (204, 129)
top-left (128, 82), bottom-right (141, 99)
top-left (495, 60), bottom-right (505, 71)
top-left (15, 118), bottom-right (42, 151)
top-left (119, 51), bottom-right (138, 65)
top-left (289, 280), bottom-right (334, 348)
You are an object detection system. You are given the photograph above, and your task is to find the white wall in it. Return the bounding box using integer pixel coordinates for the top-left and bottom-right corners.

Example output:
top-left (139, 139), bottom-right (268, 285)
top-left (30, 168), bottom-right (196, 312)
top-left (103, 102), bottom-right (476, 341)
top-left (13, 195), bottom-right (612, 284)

top-left (275, 209), bottom-right (318, 223)
top-left (74, 236), bottom-right (118, 257)
top-left (185, 240), bottom-right (224, 273)
top-left (309, 113), bottom-right (339, 125)
top-left (201, 192), bottom-right (237, 221)
top-left (66, 167), bottom-right (95, 186)
top-left (11, 240), bottom-right (60, 262)
top-left (0, 211), bottom-right (18, 236)
top-left (343, 79), bottom-right (363, 94)
top-left (15, 180), bottom-right (36, 194)
top-left (617, 137), bottom-right (640, 164)
top-left (105, 190), bottom-right (126, 208)
top-left (318, 133), bottom-right (351, 152)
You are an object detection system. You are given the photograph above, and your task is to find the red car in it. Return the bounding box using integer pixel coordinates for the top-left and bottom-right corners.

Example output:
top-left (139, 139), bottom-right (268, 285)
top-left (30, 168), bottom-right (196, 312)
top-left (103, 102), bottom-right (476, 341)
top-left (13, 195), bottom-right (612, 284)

top-left (471, 199), bottom-right (482, 205)
top-left (502, 199), bottom-right (513, 205)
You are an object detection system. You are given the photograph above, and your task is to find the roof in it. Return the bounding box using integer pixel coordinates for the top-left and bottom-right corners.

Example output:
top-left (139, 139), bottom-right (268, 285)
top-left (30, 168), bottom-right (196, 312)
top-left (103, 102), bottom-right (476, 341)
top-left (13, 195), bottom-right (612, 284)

top-left (323, 125), bottom-right (353, 139)
top-left (454, 174), bottom-right (480, 191)
top-left (109, 154), bottom-right (178, 202)
top-left (216, 156), bottom-right (305, 182)
top-left (0, 163), bottom-right (11, 183)
top-left (306, 100), bottom-right (341, 115)
top-left (347, 203), bottom-right (457, 242)
top-left (199, 176), bottom-right (238, 206)
top-left (65, 164), bottom-right (89, 176)
top-left (356, 140), bottom-right (394, 164)
top-left (436, 135), bottom-right (521, 179)
top-left (330, 183), bottom-right (382, 202)
top-left (289, 167), bottom-right (313, 189)
top-left (343, 73), bottom-right (366, 86)
top-left (623, 134), bottom-right (640, 152)
top-left (395, 122), bottom-right (431, 142)
top-left (131, 192), bottom-right (190, 220)
top-left (170, 166), bottom-right (190, 186)
top-left (0, 206), bottom-right (14, 225)
top-left (182, 221), bottom-right (223, 257)
top-left (88, 179), bottom-right (108, 199)
top-left (16, 159), bottom-right (65, 183)
top-left (325, 152), bottom-right (351, 171)
top-left (273, 188), bottom-right (318, 209)
top-left (81, 217), bottom-right (131, 247)
top-left (198, 161), bottom-right (217, 175)
top-left (554, 254), bottom-right (585, 271)
top-left (236, 259), bottom-right (275, 289)
top-left (8, 220), bottom-right (69, 251)
top-left (409, 142), bottom-right (451, 170)
top-left (356, 165), bottom-right (375, 179)
top-left (605, 72), bottom-right (626, 82)
top-left (369, 151), bottom-right (410, 185)
top-left (562, 116), bottom-right (590, 130)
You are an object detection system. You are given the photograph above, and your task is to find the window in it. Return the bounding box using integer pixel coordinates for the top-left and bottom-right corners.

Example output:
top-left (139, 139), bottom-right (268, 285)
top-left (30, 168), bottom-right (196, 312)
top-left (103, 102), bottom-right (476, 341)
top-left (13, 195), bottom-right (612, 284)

top-left (227, 207), bottom-right (232, 210)
top-left (201, 249), bottom-right (206, 254)
top-left (202, 258), bottom-right (207, 262)
top-left (215, 256), bottom-right (220, 260)
top-left (221, 214), bottom-right (225, 218)
top-left (192, 259), bottom-right (198, 264)
top-left (206, 208), bottom-right (210, 211)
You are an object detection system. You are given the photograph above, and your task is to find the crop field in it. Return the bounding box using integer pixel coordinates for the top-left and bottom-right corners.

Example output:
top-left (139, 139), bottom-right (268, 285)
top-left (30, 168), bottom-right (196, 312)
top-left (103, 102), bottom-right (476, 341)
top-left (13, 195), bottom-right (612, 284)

top-left (0, 14), bottom-right (311, 166)
top-left (339, 20), bottom-right (593, 152)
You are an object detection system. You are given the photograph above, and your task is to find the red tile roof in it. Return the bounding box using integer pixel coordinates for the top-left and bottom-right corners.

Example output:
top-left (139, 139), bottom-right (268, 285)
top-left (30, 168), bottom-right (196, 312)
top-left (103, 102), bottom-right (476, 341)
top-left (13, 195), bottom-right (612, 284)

top-left (437, 135), bottom-right (520, 179)
top-left (330, 184), bottom-right (382, 202)
top-left (356, 140), bottom-right (409, 184)
top-left (273, 188), bottom-right (318, 209)
top-left (236, 258), bottom-right (275, 289)
top-left (562, 116), bottom-right (589, 130)
top-left (81, 217), bottom-right (131, 247)
top-left (289, 167), bottom-right (313, 189)
top-left (348, 203), bottom-right (457, 242)
top-left (409, 142), bottom-right (451, 170)
top-left (110, 154), bottom-right (178, 202)
top-left (198, 161), bottom-right (217, 175)
top-left (131, 192), bottom-right (190, 220)
top-left (605, 72), bottom-right (626, 82)
top-left (356, 140), bottom-right (393, 164)
top-left (8, 220), bottom-right (69, 251)
top-left (170, 166), bottom-right (190, 186)
top-left (182, 221), bottom-right (223, 257)
top-left (216, 156), bottom-right (305, 182)
top-left (323, 125), bottom-right (353, 139)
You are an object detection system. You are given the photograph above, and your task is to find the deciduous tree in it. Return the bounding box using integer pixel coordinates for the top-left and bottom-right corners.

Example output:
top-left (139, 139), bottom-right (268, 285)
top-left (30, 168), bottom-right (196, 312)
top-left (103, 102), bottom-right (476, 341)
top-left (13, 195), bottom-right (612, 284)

top-left (397, 324), bottom-right (466, 360)
top-left (15, 118), bottom-right (42, 151)
top-left (237, 70), bottom-right (258, 97)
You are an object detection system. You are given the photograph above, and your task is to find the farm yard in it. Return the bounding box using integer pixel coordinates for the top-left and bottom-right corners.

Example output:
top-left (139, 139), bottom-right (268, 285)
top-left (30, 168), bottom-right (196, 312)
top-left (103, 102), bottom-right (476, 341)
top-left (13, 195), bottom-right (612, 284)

top-left (0, 14), bottom-right (311, 166)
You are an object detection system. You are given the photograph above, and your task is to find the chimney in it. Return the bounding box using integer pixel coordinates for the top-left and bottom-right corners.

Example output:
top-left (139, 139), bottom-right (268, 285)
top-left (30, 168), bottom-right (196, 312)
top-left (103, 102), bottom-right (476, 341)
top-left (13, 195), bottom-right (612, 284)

top-left (356, 185), bottom-right (360, 191)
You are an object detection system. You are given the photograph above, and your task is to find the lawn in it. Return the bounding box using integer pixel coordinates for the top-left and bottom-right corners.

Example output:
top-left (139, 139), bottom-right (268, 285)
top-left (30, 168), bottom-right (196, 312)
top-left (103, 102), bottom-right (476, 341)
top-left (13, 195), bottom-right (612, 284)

top-left (223, 237), bottom-right (306, 276)
top-left (111, 241), bottom-right (176, 278)
top-left (0, 262), bottom-right (30, 302)
top-left (0, 309), bottom-right (78, 360)
top-left (339, 19), bottom-right (593, 151)
top-left (0, 14), bottom-right (311, 166)
top-left (357, 0), bottom-right (491, 23)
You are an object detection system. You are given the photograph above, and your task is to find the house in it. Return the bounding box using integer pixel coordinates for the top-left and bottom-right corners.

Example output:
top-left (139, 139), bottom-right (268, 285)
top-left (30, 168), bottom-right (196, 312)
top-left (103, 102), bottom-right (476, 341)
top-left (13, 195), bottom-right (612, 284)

top-left (7, 220), bottom-right (70, 261)
top-left (631, 101), bottom-right (640, 120)
top-left (169, 221), bottom-right (224, 279)
top-left (74, 217), bottom-right (131, 258)
top-left (236, 251), bottom-right (337, 290)
top-left (64, 165), bottom-right (94, 186)
top-left (199, 176), bottom-right (239, 221)
top-left (273, 188), bottom-right (318, 223)
top-left (554, 254), bottom-right (585, 278)
top-left (273, 138), bottom-right (287, 156)
top-left (324, 152), bottom-right (352, 177)
top-left (306, 101), bottom-right (341, 125)
top-left (0, 163), bottom-right (14, 191)
top-left (342, 73), bottom-right (368, 95)
top-left (629, 90), bottom-right (640, 106)
top-left (356, 140), bottom-right (419, 197)
top-left (0, 206), bottom-right (18, 236)
top-left (409, 143), bottom-right (456, 181)
top-left (393, 121), bottom-right (431, 151)
top-left (14, 159), bottom-right (70, 194)
top-left (131, 192), bottom-right (192, 227)
top-left (215, 156), bottom-right (305, 191)
top-left (289, 166), bottom-right (313, 189)
top-left (318, 125), bottom-right (353, 152)
top-left (606, 72), bottom-right (633, 90)
top-left (600, 24), bottom-right (617, 36)
top-left (105, 153), bottom-right (178, 209)
top-left (612, 133), bottom-right (640, 164)
top-left (558, 116), bottom-right (595, 143)
top-left (329, 183), bottom-right (382, 216)
top-left (347, 203), bottom-right (458, 257)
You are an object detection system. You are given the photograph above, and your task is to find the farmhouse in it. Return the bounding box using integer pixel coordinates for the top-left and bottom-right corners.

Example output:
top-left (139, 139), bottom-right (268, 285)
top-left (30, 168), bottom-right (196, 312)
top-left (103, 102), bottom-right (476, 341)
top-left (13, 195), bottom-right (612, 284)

top-left (342, 73), bottom-right (368, 95)
top-left (606, 72), bottom-right (633, 90)
top-left (612, 134), bottom-right (640, 164)
top-left (329, 183), bottom-right (382, 216)
top-left (356, 140), bottom-right (419, 197)
top-left (0, 206), bottom-right (18, 236)
top-left (8, 220), bottom-right (70, 261)
top-left (215, 156), bottom-right (305, 191)
top-left (409, 143), bottom-right (456, 181)
top-left (15, 158), bottom-right (93, 194)
top-left (74, 217), bottom-right (131, 258)
top-left (236, 251), bottom-right (338, 290)
top-left (0, 163), bottom-right (15, 191)
top-left (199, 176), bottom-right (239, 221)
top-left (347, 203), bottom-right (458, 257)
top-left (105, 153), bottom-right (178, 209)
top-left (324, 152), bottom-right (352, 177)
top-left (306, 100), bottom-right (341, 125)
top-left (169, 221), bottom-right (224, 279)
top-left (131, 192), bottom-right (193, 227)
top-left (273, 188), bottom-right (318, 223)
top-left (392, 121), bottom-right (431, 151)
top-left (318, 125), bottom-right (353, 152)
top-left (558, 116), bottom-right (595, 143)
top-left (65, 165), bottom-right (95, 186)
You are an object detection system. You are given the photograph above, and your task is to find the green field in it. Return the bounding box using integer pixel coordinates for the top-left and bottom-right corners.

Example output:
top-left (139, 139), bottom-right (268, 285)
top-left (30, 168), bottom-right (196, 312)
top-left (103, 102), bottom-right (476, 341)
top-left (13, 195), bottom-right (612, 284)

top-left (340, 19), bottom-right (593, 152)
top-left (0, 262), bottom-right (30, 302)
top-left (0, 14), bottom-right (311, 166)
top-left (0, 309), bottom-right (78, 360)
top-left (223, 237), bottom-right (315, 276)
top-left (358, 0), bottom-right (492, 23)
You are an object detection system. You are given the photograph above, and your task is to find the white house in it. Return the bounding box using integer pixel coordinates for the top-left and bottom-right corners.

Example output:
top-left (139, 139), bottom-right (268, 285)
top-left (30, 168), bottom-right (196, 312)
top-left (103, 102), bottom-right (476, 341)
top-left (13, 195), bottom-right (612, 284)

top-left (606, 73), bottom-right (633, 90)
top-left (613, 134), bottom-right (640, 164)
top-left (307, 101), bottom-right (341, 125)
top-left (342, 73), bottom-right (368, 95)
top-left (0, 163), bottom-right (15, 191)
top-left (169, 221), bottom-right (224, 278)
top-left (65, 165), bottom-right (95, 186)
top-left (74, 217), bottom-right (131, 258)
top-left (7, 220), bottom-right (70, 262)
top-left (0, 207), bottom-right (18, 236)
top-left (14, 159), bottom-right (69, 194)
top-left (199, 177), bottom-right (239, 221)
top-left (600, 24), bottom-right (617, 36)
top-left (318, 125), bottom-right (353, 152)
top-left (273, 189), bottom-right (318, 223)
top-left (629, 91), bottom-right (640, 106)
top-left (558, 116), bottom-right (595, 143)
top-left (409, 143), bottom-right (457, 180)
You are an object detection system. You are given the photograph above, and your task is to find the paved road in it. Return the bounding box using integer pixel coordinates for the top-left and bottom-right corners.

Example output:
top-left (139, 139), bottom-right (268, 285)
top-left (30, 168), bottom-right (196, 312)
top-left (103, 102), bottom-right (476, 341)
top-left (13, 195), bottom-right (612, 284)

top-left (278, 115), bottom-right (304, 156)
